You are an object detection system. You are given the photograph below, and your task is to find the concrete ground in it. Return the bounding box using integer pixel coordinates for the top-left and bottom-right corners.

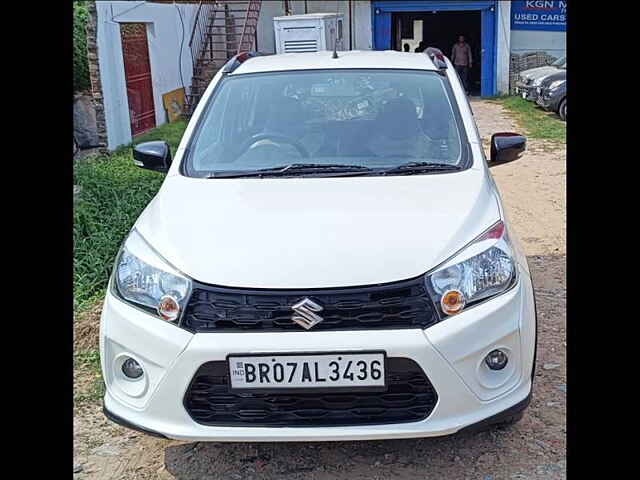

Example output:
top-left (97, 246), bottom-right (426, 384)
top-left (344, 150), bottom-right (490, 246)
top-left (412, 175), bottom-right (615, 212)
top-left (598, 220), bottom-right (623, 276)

top-left (73, 99), bottom-right (566, 480)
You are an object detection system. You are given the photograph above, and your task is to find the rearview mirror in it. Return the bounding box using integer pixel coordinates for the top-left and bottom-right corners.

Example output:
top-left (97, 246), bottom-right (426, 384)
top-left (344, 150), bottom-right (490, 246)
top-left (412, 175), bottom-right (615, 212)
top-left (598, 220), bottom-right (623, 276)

top-left (133, 141), bottom-right (172, 173)
top-left (489, 133), bottom-right (526, 167)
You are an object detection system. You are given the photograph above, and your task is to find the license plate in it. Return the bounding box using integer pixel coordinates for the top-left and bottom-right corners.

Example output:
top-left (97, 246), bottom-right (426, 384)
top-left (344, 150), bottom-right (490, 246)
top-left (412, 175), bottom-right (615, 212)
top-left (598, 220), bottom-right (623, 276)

top-left (228, 352), bottom-right (386, 392)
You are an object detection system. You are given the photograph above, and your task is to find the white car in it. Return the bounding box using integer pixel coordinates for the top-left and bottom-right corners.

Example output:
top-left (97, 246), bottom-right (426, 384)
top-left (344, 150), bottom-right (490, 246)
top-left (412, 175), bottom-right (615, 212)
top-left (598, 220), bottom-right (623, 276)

top-left (100, 49), bottom-right (536, 442)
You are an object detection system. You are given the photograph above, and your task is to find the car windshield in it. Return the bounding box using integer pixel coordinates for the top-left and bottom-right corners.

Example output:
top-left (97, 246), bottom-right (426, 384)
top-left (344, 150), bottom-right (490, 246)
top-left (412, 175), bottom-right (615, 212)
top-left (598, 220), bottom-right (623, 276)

top-left (184, 69), bottom-right (466, 177)
top-left (552, 56), bottom-right (566, 68)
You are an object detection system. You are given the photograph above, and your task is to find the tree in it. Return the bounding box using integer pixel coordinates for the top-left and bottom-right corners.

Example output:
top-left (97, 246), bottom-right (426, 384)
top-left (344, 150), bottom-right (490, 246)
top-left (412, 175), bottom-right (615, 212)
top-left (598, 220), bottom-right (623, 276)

top-left (73, 1), bottom-right (90, 92)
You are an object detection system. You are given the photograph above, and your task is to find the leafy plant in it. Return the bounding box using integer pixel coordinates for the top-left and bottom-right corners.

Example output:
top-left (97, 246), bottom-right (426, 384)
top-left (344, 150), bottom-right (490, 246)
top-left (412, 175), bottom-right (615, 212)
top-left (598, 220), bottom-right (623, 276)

top-left (73, 121), bottom-right (187, 312)
top-left (74, 1), bottom-right (90, 92)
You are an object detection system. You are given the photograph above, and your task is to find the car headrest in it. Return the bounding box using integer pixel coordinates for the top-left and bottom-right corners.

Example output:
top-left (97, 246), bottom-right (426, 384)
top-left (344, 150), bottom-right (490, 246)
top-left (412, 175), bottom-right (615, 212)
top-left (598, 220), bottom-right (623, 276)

top-left (377, 97), bottom-right (420, 140)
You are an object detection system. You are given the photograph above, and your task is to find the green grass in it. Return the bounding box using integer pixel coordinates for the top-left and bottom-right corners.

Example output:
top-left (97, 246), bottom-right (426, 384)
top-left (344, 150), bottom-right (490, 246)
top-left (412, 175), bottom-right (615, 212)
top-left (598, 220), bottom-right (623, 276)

top-left (490, 95), bottom-right (566, 142)
top-left (74, 349), bottom-right (105, 405)
top-left (75, 349), bottom-right (102, 371)
top-left (73, 121), bottom-right (187, 312)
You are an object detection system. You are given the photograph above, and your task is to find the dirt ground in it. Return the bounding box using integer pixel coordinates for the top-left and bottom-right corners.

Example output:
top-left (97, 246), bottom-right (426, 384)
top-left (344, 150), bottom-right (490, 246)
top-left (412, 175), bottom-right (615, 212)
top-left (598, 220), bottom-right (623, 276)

top-left (73, 99), bottom-right (566, 480)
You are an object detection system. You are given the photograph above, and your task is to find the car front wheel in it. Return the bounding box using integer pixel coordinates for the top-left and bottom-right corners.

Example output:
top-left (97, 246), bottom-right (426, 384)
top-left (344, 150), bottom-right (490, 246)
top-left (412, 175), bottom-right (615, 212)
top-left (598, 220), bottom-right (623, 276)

top-left (558, 99), bottom-right (566, 121)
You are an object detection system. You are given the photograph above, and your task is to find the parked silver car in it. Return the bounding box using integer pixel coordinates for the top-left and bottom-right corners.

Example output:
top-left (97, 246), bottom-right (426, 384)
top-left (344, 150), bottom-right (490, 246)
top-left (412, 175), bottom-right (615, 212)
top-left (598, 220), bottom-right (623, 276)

top-left (515, 56), bottom-right (566, 102)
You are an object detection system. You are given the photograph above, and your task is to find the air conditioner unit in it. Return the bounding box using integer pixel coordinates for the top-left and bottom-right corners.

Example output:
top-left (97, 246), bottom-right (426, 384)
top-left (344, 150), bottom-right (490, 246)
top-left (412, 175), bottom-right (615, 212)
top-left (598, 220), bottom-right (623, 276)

top-left (274, 13), bottom-right (344, 54)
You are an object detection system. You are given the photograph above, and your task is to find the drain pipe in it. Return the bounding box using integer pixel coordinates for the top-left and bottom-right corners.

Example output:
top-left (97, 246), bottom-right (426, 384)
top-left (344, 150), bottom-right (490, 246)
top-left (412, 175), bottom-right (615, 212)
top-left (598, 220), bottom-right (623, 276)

top-left (348, 0), bottom-right (353, 50)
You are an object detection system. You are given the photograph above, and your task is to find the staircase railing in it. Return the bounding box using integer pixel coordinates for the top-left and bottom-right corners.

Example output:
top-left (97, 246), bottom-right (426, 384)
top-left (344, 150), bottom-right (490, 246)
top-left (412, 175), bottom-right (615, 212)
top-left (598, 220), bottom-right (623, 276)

top-left (236, 0), bottom-right (261, 53)
top-left (185, 0), bottom-right (262, 116)
top-left (188, 0), bottom-right (219, 67)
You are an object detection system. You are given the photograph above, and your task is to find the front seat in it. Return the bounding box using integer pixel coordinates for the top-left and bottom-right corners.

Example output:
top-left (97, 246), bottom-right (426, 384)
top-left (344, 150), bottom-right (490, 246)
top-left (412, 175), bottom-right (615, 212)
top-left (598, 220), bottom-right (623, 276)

top-left (376, 97), bottom-right (421, 140)
top-left (369, 97), bottom-right (423, 158)
top-left (264, 96), bottom-right (308, 139)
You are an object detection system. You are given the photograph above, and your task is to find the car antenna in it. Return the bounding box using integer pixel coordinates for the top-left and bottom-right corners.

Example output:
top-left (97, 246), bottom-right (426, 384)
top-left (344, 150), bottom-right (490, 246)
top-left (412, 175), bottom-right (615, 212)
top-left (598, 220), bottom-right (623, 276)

top-left (332, 4), bottom-right (339, 59)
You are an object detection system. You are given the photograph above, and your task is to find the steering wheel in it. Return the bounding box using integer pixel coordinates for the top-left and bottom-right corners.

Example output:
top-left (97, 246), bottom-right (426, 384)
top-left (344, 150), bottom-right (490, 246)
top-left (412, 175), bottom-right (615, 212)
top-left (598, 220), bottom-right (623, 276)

top-left (237, 133), bottom-right (310, 159)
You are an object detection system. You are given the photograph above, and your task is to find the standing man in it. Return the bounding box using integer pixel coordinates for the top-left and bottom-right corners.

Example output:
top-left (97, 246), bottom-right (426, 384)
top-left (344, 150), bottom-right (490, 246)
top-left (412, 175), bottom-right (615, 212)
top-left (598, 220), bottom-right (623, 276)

top-left (451, 35), bottom-right (473, 95)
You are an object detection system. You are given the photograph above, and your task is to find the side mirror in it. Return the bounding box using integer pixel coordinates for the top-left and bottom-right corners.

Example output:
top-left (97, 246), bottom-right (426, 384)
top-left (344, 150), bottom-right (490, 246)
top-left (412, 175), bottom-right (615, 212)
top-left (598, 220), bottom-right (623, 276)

top-left (132, 141), bottom-right (172, 173)
top-left (489, 133), bottom-right (526, 166)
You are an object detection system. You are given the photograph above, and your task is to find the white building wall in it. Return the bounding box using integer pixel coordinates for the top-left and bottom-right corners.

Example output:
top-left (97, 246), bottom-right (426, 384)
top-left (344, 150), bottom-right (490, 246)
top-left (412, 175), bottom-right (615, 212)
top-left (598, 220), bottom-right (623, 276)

top-left (511, 30), bottom-right (566, 58)
top-left (496, 0), bottom-right (511, 94)
top-left (257, 1), bottom-right (307, 53)
top-left (353, 0), bottom-right (373, 50)
top-left (256, 1), bottom-right (372, 52)
top-left (96, 1), bottom-right (199, 150)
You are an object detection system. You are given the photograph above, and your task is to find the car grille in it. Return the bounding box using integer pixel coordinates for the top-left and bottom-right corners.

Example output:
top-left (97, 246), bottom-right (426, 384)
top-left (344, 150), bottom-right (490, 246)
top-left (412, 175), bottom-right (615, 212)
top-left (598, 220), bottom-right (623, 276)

top-left (184, 358), bottom-right (438, 427)
top-left (182, 276), bottom-right (439, 332)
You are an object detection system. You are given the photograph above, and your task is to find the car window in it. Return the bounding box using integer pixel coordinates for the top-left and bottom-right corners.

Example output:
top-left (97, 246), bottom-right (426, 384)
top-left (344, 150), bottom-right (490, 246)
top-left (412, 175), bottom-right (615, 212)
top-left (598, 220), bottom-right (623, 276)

top-left (551, 56), bottom-right (566, 67)
top-left (186, 69), bottom-right (465, 176)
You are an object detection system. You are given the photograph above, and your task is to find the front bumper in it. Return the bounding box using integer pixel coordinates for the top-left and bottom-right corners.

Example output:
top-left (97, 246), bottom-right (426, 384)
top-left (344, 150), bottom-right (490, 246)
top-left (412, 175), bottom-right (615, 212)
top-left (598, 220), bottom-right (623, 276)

top-left (100, 270), bottom-right (536, 442)
top-left (536, 88), bottom-right (561, 111)
top-left (515, 83), bottom-right (538, 101)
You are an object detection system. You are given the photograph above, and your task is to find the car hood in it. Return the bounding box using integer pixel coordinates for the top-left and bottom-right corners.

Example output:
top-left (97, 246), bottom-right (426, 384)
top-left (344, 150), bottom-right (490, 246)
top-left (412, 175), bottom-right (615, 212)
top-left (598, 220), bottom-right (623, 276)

top-left (521, 66), bottom-right (558, 80)
top-left (540, 70), bottom-right (566, 87)
top-left (135, 170), bottom-right (500, 289)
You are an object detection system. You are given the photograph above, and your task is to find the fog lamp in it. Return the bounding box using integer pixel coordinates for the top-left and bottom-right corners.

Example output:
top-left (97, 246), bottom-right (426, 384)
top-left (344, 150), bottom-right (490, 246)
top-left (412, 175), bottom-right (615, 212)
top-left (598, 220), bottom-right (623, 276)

top-left (121, 357), bottom-right (144, 379)
top-left (485, 349), bottom-right (508, 370)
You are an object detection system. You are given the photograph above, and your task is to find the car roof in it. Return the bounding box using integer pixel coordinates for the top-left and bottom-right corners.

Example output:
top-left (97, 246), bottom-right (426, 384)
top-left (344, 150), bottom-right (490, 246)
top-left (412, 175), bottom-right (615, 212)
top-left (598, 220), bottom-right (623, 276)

top-left (231, 50), bottom-right (439, 75)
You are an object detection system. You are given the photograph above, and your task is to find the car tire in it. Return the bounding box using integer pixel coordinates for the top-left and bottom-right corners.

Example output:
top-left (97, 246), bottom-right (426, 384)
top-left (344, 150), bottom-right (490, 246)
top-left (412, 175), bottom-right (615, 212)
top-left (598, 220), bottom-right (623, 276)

top-left (558, 99), bottom-right (566, 121)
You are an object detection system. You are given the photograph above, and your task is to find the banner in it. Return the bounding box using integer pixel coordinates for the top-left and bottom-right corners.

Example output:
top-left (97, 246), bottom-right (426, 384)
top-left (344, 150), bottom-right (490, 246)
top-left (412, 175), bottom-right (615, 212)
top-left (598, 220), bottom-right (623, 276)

top-left (511, 0), bottom-right (567, 32)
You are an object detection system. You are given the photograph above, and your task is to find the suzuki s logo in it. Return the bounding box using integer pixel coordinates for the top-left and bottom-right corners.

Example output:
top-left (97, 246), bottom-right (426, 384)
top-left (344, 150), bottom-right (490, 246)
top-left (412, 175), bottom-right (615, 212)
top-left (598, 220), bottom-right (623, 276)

top-left (291, 298), bottom-right (324, 330)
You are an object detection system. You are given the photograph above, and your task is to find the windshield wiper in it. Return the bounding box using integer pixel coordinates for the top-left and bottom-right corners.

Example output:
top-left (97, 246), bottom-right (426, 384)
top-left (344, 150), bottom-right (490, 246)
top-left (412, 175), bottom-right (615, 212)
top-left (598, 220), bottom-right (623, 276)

top-left (207, 163), bottom-right (374, 178)
top-left (380, 162), bottom-right (461, 176)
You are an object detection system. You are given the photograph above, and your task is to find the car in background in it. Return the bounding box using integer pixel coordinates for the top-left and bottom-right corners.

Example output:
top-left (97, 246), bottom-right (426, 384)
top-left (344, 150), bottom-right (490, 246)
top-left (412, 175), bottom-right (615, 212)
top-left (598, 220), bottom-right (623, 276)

top-left (536, 69), bottom-right (567, 121)
top-left (515, 56), bottom-right (566, 102)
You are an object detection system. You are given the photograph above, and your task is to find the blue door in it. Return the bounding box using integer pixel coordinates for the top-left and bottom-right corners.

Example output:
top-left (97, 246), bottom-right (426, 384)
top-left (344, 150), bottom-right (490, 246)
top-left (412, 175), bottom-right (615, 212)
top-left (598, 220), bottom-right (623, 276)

top-left (372, 1), bottom-right (497, 96)
top-left (481, 7), bottom-right (496, 96)
top-left (373, 11), bottom-right (392, 50)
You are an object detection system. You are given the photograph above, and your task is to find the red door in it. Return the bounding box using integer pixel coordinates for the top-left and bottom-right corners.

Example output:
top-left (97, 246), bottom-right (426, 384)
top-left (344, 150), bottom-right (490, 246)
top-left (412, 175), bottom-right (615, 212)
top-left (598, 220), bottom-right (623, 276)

top-left (120, 23), bottom-right (156, 136)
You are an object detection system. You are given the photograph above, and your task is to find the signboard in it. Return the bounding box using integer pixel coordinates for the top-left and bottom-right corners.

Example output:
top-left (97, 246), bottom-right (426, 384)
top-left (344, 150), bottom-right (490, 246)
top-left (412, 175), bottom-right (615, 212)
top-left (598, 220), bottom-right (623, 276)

top-left (511, 0), bottom-right (567, 32)
top-left (162, 88), bottom-right (185, 123)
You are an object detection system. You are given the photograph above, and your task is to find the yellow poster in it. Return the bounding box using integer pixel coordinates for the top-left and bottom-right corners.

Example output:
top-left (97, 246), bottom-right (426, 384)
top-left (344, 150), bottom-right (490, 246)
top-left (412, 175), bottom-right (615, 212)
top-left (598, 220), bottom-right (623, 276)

top-left (162, 88), bottom-right (185, 123)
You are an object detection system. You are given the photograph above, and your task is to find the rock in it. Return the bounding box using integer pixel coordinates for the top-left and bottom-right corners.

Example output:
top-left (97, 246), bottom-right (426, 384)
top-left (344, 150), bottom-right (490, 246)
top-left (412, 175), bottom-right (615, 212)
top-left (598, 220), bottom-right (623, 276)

top-left (476, 452), bottom-right (496, 467)
top-left (73, 464), bottom-right (83, 473)
top-left (91, 444), bottom-right (120, 456)
top-left (543, 363), bottom-right (560, 370)
top-left (74, 94), bottom-right (99, 148)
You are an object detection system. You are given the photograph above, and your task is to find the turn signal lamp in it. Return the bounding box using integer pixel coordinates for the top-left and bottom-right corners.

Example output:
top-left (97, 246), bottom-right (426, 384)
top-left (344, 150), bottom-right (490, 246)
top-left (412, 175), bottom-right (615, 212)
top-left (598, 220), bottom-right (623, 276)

top-left (158, 295), bottom-right (180, 321)
top-left (441, 289), bottom-right (466, 315)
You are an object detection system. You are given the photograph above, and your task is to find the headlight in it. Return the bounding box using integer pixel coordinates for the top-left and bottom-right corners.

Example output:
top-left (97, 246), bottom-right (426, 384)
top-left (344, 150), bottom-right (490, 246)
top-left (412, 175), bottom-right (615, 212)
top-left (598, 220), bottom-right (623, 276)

top-left (112, 229), bottom-right (191, 323)
top-left (532, 77), bottom-right (544, 87)
top-left (549, 80), bottom-right (565, 90)
top-left (425, 221), bottom-right (516, 316)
